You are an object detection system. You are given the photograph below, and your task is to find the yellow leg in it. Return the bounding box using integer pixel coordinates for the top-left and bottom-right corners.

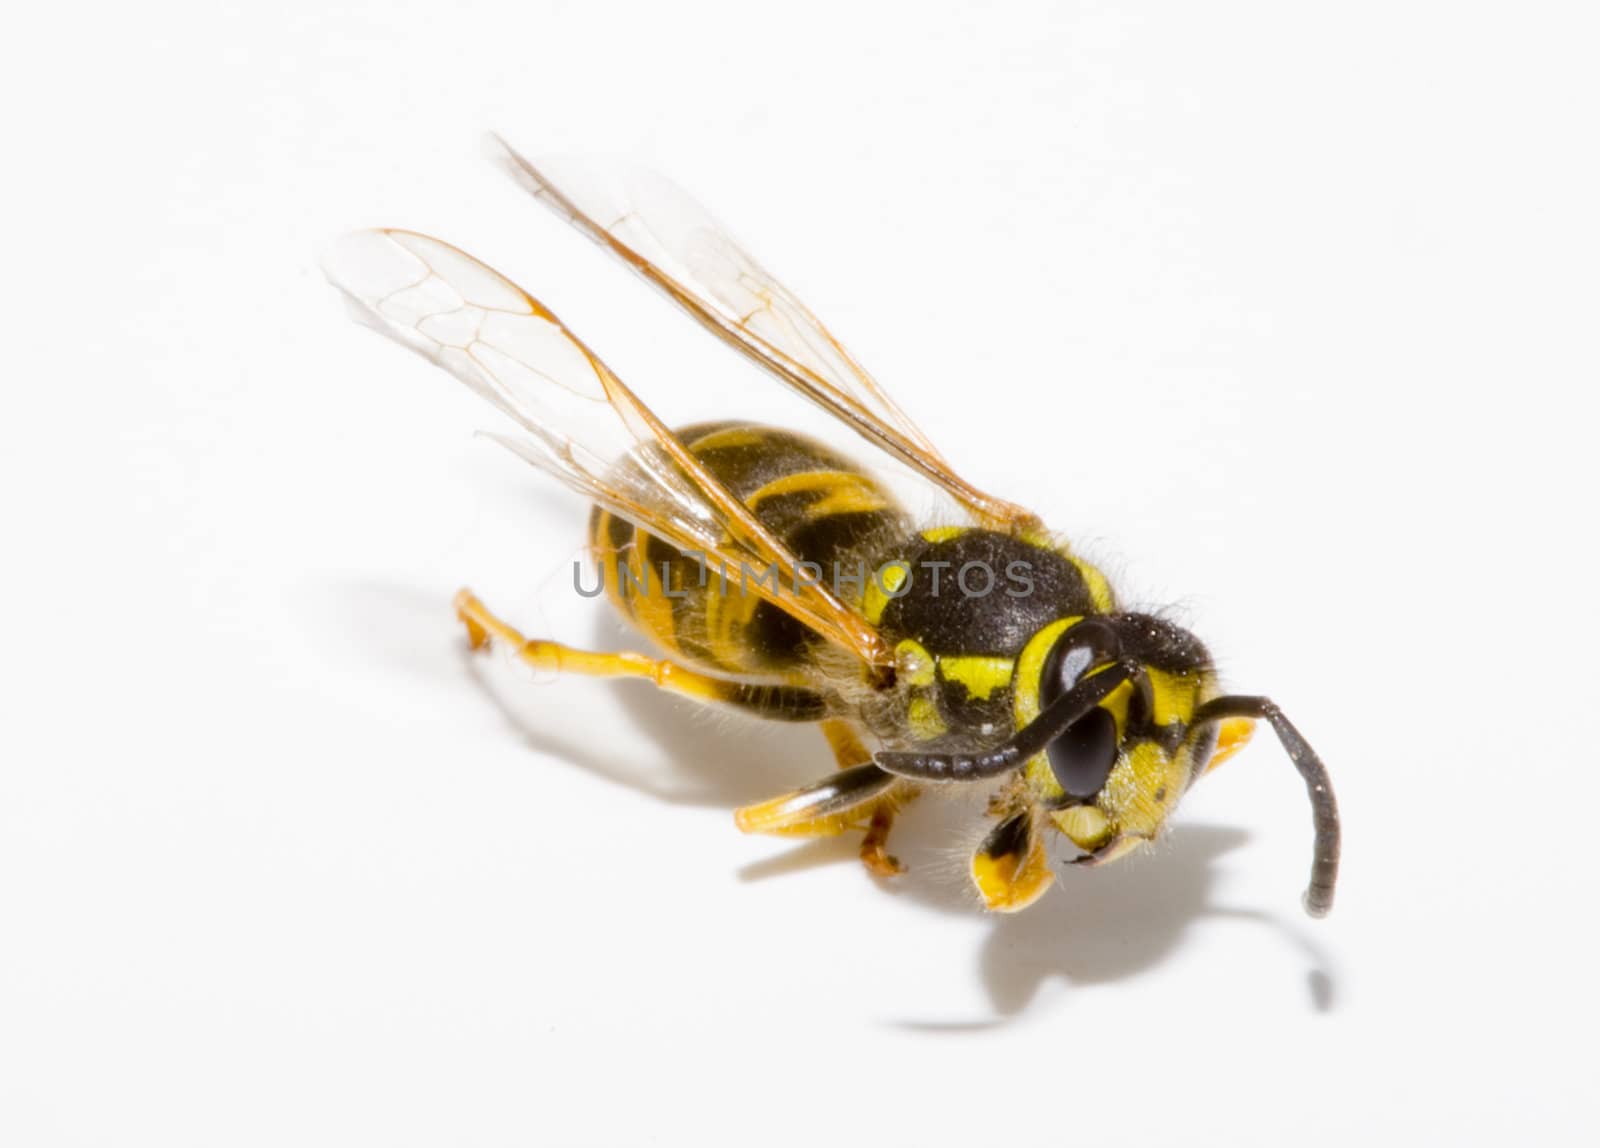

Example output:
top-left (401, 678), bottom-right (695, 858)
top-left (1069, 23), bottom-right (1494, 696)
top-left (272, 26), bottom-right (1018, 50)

top-left (821, 719), bottom-right (917, 875)
top-left (734, 718), bottom-right (917, 878)
top-left (459, 587), bottom-right (912, 877)
top-left (820, 719), bottom-right (872, 767)
top-left (971, 806), bottom-right (1055, 912)
top-left (455, 589), bottom-right (826, 718)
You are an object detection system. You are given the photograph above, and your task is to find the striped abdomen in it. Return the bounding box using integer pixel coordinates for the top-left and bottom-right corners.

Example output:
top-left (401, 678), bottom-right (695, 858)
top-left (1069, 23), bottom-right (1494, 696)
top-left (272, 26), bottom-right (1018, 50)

top-left (588, 421), bottom-right (909, 676)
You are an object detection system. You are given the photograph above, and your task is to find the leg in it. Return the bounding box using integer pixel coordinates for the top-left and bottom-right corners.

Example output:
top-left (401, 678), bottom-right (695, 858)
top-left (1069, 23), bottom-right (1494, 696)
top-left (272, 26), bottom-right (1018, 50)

top-left (458, 588), bottom-right (916, 879)
top-left (818, 719), bottom-right (917, 876)
top-left (455, 589), bottom-right (826, 720)
top-left (735, 718), bottom-right (918, 879)
top-left (858, 803), bottom-right (904, 878)
top-left (819, 718), bottom-right (871, 768)
top-left (971, 806), bottom-right (1055, 913)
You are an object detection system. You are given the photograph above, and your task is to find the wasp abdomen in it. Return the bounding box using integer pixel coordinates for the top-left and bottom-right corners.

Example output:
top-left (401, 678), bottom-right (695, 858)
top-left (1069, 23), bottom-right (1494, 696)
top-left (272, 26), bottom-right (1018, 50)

top-left (589, 421), bottom-right (909, 675)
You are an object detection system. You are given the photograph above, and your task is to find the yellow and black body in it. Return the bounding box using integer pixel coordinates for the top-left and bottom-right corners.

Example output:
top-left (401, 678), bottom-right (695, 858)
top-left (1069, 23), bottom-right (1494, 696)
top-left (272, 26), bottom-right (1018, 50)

top-left (582, 419), bottom-right (1267, 911)
top-left (326, 140), bottom-right (1341, 918)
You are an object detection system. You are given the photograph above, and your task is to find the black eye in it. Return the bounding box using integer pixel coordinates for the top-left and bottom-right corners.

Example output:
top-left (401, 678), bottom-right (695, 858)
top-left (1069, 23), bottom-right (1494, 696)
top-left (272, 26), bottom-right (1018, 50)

top-left (1047, 706), bottom-right (1119, 798)
top-left (1037, 621), bottom-right (1125, 799)
top-left (1039, 620), bottom-right (1119, 701)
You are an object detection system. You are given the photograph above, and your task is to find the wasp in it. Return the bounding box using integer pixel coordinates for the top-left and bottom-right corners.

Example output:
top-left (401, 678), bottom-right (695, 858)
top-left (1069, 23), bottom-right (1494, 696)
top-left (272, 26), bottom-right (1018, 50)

top-left (324, 138), bottom-right (1340, 917)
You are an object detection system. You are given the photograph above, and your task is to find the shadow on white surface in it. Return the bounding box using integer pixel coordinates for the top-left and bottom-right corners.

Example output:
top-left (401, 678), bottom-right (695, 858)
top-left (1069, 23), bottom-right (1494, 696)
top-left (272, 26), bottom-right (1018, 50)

top-left (479, 616), bottom-right (1337, 1019)
top-left (465, 640), bottom-right (830, 808)
top-left (324, 578), bottom-right (1335, 1019)
top-left (895, 825), bottom-right (1337, 1026)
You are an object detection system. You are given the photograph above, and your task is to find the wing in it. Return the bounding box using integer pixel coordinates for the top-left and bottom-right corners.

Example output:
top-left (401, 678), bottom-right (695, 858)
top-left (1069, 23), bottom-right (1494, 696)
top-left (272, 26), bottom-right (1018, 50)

top-left (323, 228), bottom-right (894, 669)
top-left (493, 137), bottom-right (1042, 534)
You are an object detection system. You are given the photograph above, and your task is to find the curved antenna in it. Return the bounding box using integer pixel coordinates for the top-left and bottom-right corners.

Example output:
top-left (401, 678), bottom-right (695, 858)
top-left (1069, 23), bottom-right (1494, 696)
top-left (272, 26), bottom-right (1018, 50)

top-left (1194, 696), bottom-right (1341, 918)
top-left (874, 661), bottom-right (1139, 782)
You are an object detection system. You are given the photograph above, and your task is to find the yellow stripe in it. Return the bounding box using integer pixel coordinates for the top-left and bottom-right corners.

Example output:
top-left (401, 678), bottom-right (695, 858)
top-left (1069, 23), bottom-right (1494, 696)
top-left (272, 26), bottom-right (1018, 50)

top-left (920, 525), bottom-right (968, 543)
top-left (908, 696), bottom-right (947, 739)
top-left (937, 655), bottom-right (1015, 701)
top-left (1146, 667), bottom-right (1201, 728)
top-left (1012, 617), bottom-right (1080, 729)
top-left (894, 639), bottom-right (937, 686)
top-left (744, 469), bottom-right (891, 518)
top-left (1070, 557), bottom-right (1116, 613)
top-left (626, 530), bottom-right (678, 654)
top-left (863, 560), bottom-right (910, 625)
top-left (1096, 675), bottom-right (1135, 734)
top-left (685, 425), bottom-right (766, 451)
top-left (696, 553), bottom-right (756, 671)
top-left (1013, 617), bottom-right (1079, 798)
top-left (706, 611), bottom-right (748, 670)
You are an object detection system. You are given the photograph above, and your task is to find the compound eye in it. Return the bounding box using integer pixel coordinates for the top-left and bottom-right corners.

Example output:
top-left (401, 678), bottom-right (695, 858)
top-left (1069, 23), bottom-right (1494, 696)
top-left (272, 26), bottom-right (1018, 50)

top-left (1047, 706), bottom-right (1120, 799)
top-left (1037, 621), bottom-right (1125, 800)
top-left (1040, 620), bottom-right (1120, 704)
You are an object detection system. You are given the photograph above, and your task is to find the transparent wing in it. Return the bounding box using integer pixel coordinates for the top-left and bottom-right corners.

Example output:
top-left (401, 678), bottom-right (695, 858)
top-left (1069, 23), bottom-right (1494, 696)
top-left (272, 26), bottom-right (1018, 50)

top-left (323, 228), bottom-right (893, 668)
top-left (493, 137), bottom-right (1041, 533)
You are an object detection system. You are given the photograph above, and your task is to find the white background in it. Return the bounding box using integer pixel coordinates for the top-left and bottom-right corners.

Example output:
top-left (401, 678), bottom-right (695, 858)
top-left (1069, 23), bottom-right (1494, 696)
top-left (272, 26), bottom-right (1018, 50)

top-left (4, 2), bottom-right (1598, 1144)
